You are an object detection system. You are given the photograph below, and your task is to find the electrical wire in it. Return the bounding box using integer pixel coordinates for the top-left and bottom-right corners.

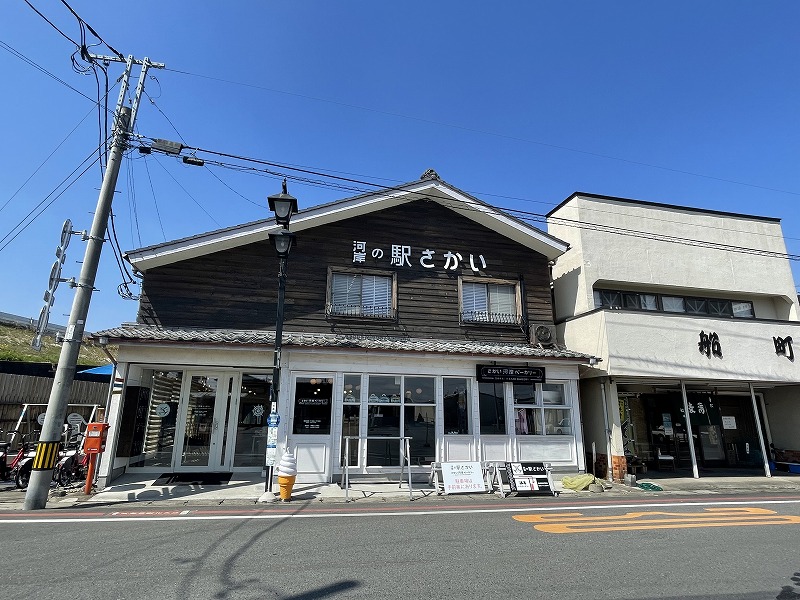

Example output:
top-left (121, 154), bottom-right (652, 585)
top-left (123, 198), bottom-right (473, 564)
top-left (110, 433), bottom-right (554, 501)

top-left (163, 66), bottom-right (800, 199)
top-left (142, 155), bottom-right (167, 241)
top-left (143, 91), bottom-right (263, 207)
top-left (58, 0), bottom-right (125, 60)
top-left (22, 0), bottom-right (81, 47)
top-left (126, 155), bottom-right (141, 247)
top-left (141, 138), bottom-right (800, 247)
top-left (0, 142), bottom-right (105, 253)
top-left (142, 147), bottom-right (800, 263)
top-left (152, 158), bottom-right (221, 227)
top-left (0, 103), bottom-right (98, 216)
top-left (0, 39), bottom-right (95, 103)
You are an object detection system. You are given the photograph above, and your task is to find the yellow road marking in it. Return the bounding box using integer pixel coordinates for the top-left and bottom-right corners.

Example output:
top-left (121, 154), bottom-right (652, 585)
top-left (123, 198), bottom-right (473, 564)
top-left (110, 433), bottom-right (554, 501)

top-left (513, 507), bottom-right (800, 533)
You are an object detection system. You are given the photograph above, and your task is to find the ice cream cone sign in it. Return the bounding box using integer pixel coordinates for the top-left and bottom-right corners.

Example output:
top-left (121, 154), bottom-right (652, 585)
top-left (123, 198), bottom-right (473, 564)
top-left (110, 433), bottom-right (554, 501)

top-left (276, 451), bottom-right (297, 501)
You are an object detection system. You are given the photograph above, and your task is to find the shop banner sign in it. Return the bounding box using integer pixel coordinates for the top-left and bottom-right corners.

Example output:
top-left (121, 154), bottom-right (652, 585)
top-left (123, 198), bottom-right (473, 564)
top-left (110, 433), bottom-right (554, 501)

top-left (505, 462), bottom-right (552, 495)
top-left (476, 365), bottom-right (545, 384)
top-left (441, 462), bottom-right (486, 494)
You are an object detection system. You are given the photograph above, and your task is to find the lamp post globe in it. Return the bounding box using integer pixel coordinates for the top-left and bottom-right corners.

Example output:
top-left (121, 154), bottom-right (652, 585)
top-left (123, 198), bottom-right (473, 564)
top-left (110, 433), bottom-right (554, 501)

top-left (268, 179), bottom-right (298, 229)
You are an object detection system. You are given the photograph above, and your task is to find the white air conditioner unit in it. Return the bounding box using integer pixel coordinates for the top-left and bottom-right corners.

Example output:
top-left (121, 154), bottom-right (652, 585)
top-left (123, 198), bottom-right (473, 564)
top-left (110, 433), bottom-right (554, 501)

top-left (530, 322), bottom-right (557, 347)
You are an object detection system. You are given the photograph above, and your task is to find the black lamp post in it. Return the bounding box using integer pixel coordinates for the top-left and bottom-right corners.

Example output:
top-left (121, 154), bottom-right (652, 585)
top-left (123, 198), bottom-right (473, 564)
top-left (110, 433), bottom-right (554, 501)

top-left (264, 180), bottom-right (297, 495)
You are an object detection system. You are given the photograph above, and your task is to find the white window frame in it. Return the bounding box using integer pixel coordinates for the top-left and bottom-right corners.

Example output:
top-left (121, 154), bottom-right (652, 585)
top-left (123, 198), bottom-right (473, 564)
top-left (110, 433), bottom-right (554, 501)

top-left (459, 276), bottom-right (521, 325)
top-left (327, 267), bottom-right (397, 319)
top-left (508, 381), bottom-right (571, 436)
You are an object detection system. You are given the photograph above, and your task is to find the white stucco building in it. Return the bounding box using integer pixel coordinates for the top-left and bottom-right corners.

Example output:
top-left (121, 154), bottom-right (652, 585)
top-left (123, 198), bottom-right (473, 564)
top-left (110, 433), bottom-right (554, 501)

top-left (548, 192), bottom-right (800, 479)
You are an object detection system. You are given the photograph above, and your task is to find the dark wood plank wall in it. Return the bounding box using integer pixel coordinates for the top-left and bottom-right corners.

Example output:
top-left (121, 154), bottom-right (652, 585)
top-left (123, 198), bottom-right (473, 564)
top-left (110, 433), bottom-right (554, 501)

top-left (138, 200), bottom-right (554, 342)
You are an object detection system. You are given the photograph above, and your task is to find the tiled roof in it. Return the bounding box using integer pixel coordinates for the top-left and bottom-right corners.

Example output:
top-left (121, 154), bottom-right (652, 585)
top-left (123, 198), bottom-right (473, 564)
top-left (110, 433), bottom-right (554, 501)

top-left (93, 324), bottom-right (594, 361)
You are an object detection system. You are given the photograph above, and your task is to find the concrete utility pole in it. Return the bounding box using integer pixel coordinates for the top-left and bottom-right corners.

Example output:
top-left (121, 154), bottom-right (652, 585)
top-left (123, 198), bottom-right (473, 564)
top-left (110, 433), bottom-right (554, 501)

top-left (25, 55), bottom-right (164, 510)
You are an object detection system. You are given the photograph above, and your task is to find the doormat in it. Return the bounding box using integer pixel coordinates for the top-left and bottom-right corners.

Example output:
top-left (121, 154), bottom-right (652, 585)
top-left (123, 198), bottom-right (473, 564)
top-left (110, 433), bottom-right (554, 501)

top-left (153, 473), bottom-right (233, 486)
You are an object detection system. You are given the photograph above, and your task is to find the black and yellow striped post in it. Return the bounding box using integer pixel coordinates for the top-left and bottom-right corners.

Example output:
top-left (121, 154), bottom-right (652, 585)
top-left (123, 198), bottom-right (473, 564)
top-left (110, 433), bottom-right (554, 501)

top-left (32, 441), bottom-right (60, 471)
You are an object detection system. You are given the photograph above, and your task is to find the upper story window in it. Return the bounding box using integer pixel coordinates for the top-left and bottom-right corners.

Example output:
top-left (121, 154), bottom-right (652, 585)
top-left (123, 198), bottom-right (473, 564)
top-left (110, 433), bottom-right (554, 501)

top-left (594, 289), bottom-right (754, 319)
top-left (327, 269), bottom-right (396, 319)
top-left (460, 278), bottom-right (521, 325)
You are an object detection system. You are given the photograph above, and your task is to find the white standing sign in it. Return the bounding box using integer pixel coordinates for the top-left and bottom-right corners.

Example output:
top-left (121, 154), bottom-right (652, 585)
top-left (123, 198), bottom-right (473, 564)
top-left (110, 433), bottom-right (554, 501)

top-left (440, 461), bottom-right (485, 494)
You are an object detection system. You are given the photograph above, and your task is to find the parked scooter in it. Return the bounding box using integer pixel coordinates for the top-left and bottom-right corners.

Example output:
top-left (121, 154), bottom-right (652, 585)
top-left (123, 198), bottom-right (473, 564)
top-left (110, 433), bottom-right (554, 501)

top-left (53, 432), bottom-right (88, 487)
top-left (3, 432), bottom-right (39, 488)
top-left (14, 424), bottom-right (70, 489)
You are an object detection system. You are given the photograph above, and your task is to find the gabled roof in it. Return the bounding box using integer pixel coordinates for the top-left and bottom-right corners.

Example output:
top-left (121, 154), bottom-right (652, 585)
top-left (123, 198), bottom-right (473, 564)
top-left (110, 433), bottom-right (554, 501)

top-left (126, 172), bottom-right (569, 271)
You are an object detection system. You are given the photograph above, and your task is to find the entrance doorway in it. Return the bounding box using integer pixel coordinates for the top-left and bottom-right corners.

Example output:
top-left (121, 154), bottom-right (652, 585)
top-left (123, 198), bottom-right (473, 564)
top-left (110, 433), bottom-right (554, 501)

top-left (127, 370), bottom-right (273, 472)
top-left (174, 373), bottom-right (234, 471)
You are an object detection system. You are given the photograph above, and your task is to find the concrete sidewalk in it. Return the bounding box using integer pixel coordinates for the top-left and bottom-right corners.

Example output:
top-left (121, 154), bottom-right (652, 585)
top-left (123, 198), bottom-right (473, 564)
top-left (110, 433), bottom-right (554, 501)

top-left (2, 471), bottom-right (800, 510)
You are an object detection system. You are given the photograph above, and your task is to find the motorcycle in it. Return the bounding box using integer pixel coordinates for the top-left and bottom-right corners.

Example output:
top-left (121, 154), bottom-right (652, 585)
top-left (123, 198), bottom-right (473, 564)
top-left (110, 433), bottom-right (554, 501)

top-left (15, 427), bottom-right (82, 489)
top-left (53, 432), bottom-right (88, 487)
top-left (2, 432), bottom-right (39, 488)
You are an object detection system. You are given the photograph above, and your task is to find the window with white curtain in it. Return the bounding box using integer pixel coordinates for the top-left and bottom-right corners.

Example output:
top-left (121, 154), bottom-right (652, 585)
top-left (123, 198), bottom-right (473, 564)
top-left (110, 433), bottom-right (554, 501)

top-left (461, 280), bottom-right (519, 324)
top-left (329, 272), bottom-right (394, 318)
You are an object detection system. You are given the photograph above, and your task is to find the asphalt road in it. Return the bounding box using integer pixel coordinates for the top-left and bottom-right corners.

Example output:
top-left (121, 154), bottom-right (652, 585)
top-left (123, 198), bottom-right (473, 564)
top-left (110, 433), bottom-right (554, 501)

top-left (2, 497), bottom-right (800, 600)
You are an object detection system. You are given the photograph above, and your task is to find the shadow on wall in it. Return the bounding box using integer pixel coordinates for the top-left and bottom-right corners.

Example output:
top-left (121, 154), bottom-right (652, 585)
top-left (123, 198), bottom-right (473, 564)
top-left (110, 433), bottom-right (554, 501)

top-left (553, 265), bottom-right (581, 321)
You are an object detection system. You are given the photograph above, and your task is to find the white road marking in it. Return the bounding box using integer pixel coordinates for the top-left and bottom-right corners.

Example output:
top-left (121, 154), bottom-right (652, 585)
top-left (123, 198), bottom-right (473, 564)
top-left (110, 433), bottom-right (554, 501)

top-left (2, 498), bottom-right (800, 524)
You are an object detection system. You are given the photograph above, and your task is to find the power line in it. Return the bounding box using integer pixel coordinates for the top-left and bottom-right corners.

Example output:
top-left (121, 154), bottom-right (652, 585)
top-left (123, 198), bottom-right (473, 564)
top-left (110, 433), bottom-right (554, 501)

top-left (22, 0), bottom-right (80, 47)
top-left (145, 139), bottom-right (800, 247)
top-left (163, 66), bottom-right (800, 198)
top-left (142, 155), bottom-right (167, 241)
top-left (143, 93), bottom-right (263, 207)
top-left (152, 158), bottom-right (221, 227)
top-left (0, 144), bottom-right (103, 253)
top-left (0, 103), bottom-right (97, 216)
top-left (0, 39), bottom-right (95, 103)
top-left (58, 0), bottom-right (125, 60)
top-left (144, 148), bottom-right (800, 264)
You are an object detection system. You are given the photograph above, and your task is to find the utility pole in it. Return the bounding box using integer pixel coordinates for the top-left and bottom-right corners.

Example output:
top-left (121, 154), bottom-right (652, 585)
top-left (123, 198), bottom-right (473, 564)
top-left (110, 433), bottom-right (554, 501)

top-left (24, 54), bottom-right (164, 510)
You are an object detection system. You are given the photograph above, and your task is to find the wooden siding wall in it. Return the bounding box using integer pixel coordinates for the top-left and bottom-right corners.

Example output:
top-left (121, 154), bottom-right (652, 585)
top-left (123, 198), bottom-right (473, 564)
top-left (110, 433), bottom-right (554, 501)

top-left (138, 200), bottom-right (554, 342)
top-left (0, 374), bottom-right (108, 433)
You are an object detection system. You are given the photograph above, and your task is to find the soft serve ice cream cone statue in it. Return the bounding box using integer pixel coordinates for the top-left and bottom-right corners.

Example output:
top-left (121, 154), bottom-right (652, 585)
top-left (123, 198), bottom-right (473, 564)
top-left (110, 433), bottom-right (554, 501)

top-left (276, 450), bottom-right (297, 501)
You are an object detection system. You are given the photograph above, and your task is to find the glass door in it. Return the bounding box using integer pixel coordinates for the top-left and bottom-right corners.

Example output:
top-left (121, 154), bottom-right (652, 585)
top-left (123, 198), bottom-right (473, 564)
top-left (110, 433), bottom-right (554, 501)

top-left (175, 373), bottom-right (233, 471)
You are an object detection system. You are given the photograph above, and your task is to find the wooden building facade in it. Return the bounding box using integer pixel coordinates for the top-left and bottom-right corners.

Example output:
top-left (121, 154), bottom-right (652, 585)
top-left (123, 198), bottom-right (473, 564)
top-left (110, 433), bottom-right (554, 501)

top-left (94, 173), bottom-right (594, 485)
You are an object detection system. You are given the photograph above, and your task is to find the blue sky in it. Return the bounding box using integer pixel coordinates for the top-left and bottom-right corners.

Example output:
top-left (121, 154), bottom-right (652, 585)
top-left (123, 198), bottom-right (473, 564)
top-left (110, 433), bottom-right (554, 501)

top-left (2, 2), bottom-right (799, 332)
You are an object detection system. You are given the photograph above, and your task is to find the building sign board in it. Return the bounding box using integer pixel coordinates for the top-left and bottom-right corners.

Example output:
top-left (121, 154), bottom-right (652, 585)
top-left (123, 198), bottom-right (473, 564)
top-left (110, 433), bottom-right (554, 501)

top-left (352, 241), bottom-right (488, 273)
top-left (476, 365), bottom-right (545, 384)
top-left (722, 416), bottom-right (737, 430)
top-left (505, 462), bottom-right (554, 496)
top-left (440, 462), bottom-right (486, 494)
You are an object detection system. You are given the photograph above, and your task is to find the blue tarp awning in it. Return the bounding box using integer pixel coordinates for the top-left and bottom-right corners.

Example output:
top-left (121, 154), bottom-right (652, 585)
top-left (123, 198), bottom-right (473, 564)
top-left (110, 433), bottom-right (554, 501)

top-left (78, 364), bottom-right (114, 375)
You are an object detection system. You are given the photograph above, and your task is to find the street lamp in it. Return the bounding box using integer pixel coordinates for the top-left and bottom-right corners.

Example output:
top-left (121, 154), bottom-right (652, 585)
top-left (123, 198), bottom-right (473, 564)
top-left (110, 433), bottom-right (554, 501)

top-left (262, 180), bottom-right (297, 500)
top-left (268, 180), bottom-right (298, 229)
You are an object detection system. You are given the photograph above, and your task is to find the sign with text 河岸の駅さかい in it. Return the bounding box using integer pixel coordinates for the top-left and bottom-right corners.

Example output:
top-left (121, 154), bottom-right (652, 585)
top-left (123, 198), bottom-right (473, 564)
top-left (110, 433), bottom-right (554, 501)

top-left (440, 462), bottom-right (486, 494)
top-left (505, 462), bottom-right (553, 496)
